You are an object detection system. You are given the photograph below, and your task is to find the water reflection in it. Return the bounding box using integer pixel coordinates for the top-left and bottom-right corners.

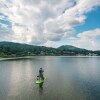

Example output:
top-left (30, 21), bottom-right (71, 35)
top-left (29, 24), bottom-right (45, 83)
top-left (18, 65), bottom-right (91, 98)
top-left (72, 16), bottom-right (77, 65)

top-left (0, 57), bottom-right (100, 100)
top-left (4, 60), bottom-right (35, 100)
top-left (39, 83), bottom-right (44, 95)
top-left (39, 82), bottom-right (44, 89)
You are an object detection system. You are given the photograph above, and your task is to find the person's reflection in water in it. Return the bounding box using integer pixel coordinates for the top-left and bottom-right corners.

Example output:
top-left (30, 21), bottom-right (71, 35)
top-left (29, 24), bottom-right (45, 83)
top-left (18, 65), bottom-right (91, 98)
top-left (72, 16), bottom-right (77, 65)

top-left (39, 82), bottom-right (44, 95)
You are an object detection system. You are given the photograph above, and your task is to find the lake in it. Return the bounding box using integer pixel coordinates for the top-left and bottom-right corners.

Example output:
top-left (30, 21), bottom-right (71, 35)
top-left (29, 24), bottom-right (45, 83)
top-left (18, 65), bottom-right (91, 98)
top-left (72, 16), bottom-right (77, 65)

top-left (0, 56), bottom-right (100, 100)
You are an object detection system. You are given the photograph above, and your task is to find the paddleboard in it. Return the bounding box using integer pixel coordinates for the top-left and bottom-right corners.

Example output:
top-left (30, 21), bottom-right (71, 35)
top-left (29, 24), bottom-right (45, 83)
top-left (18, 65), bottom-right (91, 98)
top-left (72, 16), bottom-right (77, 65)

top-left (36, 77), bottom-right (46, 84)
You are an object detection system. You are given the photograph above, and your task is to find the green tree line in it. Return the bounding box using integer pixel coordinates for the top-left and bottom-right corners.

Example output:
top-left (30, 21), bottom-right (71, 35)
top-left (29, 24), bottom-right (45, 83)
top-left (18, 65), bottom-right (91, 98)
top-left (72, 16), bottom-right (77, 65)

top-left (0, 42), bottom-right (100, 57)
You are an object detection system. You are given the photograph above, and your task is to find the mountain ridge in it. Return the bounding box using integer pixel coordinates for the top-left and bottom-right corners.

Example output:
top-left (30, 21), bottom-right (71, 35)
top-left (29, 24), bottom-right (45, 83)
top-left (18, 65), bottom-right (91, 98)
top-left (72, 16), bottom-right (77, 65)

top-left (0, 41), bottom-right (92, 50)
top-left (0, 41), bottom-right (99, 57)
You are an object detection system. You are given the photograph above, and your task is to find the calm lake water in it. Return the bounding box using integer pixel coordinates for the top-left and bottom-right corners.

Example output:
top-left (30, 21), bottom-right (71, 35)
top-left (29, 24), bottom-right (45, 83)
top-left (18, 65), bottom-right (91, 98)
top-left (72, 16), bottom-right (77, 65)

top-left (0, 56), bottom-right (100, 100)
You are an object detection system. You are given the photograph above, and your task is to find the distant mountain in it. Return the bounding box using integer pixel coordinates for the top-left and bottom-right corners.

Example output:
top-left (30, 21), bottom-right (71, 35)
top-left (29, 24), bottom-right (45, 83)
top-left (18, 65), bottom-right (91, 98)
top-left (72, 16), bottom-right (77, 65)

top-left (0, 41), bottom-right (57, 57)
top-left (58, 45), bottom-right (87, 51)
top-left (57, 45), bottom-right (91, 56)
top-left (0, 41), bottom-right (100, 57)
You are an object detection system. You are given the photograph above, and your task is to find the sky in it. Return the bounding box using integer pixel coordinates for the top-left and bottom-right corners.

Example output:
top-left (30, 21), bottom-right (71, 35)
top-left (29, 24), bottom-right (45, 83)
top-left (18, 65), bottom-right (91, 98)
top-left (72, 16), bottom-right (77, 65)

top-left (0, 0), bottom-right (100, 50)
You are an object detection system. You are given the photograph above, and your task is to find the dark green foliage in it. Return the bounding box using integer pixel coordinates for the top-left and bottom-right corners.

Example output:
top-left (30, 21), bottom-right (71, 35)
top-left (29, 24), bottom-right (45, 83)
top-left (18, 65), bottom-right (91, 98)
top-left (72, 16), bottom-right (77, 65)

top-left (57, 45), bottom-right (91, 55)
top-left (0, 41), bottom-right (99, 57)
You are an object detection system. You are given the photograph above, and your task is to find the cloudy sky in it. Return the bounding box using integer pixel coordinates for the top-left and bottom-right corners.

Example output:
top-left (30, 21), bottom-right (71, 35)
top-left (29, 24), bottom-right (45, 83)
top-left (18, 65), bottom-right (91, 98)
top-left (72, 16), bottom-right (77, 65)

top-left (0, 0), bottom-right (100, 50)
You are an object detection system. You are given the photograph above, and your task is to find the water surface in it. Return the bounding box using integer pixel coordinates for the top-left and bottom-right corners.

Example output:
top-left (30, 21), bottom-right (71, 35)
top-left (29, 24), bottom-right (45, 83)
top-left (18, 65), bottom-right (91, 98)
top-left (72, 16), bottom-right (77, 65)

top-left (0, 56), bottom-right (100, 100)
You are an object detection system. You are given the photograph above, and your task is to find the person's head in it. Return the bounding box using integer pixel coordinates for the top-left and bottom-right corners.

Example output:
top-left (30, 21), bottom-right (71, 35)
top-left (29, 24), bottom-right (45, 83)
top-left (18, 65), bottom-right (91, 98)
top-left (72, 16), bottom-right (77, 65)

top-left (40, 68), bottom-right (42, 70)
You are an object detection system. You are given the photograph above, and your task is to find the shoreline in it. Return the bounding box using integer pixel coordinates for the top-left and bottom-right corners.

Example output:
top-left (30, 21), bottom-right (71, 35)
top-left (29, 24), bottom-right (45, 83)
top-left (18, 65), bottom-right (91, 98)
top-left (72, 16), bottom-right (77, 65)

top-left (0, 55), bottom-right (100, 61)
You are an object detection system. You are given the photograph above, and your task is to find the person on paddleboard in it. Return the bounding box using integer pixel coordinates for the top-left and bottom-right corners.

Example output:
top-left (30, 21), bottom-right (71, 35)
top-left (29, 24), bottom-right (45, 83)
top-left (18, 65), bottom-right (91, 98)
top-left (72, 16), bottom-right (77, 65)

top-left (39, 68), bottom-right (44, 80)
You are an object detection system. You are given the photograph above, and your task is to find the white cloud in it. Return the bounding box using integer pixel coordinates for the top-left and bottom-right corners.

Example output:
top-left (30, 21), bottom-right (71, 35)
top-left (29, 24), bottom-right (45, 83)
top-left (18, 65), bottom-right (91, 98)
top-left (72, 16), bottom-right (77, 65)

top-left (68, 29), bottom-right (100, 50)
top-left (77, 29), bottom-right (100, 39)
top-left (0, 0), bottom-right (100, 49)
top-left (44, 0), bottom-right (100, 42)
top-left (43, 29), bottom-right (100, 50)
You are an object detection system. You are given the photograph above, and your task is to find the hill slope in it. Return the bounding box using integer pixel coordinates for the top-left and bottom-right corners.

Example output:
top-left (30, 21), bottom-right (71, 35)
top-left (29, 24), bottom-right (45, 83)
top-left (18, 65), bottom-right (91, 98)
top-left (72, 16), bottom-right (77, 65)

top-left (58, 45), bottom-right (87, 51)
top-left (0, 41), bottom-right (99, 57)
